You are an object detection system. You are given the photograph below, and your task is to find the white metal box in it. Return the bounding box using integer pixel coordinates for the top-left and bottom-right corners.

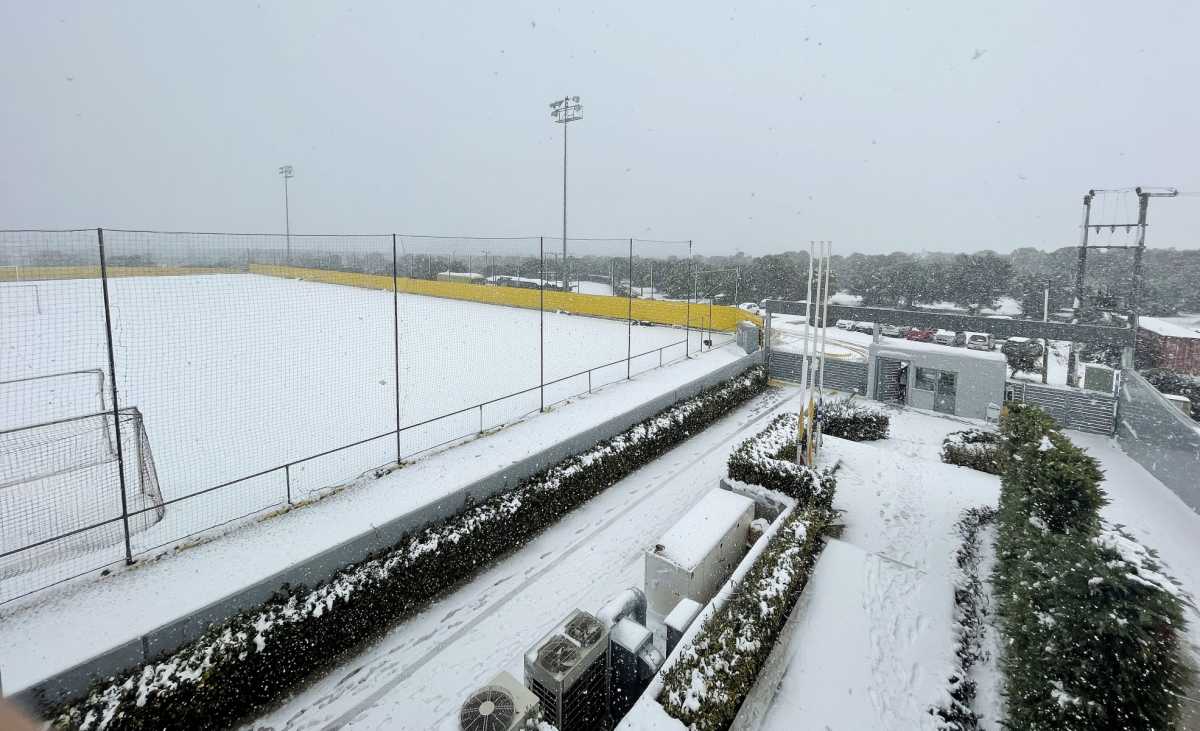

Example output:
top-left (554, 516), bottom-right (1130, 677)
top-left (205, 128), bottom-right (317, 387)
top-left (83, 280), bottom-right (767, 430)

top-left (644, 489), bottom-right (754, 618)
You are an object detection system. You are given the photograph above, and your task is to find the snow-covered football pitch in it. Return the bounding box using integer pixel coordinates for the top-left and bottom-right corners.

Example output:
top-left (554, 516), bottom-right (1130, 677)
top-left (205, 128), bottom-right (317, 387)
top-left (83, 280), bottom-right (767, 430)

top-left (0, 273), bottom-right (715, 589)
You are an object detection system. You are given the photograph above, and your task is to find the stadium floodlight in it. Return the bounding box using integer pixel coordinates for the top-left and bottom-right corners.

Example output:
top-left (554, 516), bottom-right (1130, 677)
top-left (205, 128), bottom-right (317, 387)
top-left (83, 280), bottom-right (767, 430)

top-left (278, 165), bottom-right (295, 264)
top-left (549, 95), bottom-right (583, 291)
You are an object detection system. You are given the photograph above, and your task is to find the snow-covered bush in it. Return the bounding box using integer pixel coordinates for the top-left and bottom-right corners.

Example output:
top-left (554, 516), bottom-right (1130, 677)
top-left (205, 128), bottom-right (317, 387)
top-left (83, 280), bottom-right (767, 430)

top-left (932, 506), bottom-right (996, 730)
top-left (657, 498), bottom-right (837, 731)
top-left (726, 412), bottom-right (835, 508)
top-left (49, 367), bottom-right (767, 731)
top-left (1001, 403), bottom-right (1105, 535)
top-left (992, 402), bottom-right (1189, 730)
top-left (940, 429), bottom-right (1003, 475)
top-left (816, 398), bottom-right (889, 441)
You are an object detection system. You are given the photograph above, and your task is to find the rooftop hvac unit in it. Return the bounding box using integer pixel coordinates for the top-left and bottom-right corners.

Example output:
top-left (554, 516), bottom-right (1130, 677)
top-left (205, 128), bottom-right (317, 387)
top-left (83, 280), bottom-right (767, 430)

top-left (524, 609), bottom-right (609, 731)
top-left (608, 618), bottom-right (656, 721)
top-left (458, 671), bottom-right (539, 731)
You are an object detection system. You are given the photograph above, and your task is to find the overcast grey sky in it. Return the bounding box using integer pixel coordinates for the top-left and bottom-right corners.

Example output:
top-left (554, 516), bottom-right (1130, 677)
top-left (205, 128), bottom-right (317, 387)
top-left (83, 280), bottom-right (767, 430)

top-left (2, 1), bottom-right (1198, 255)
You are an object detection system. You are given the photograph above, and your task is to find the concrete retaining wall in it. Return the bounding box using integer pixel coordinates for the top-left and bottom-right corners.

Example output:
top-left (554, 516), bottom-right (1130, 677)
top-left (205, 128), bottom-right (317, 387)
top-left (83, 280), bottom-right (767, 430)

top-left (10, 351), bottom-right (762, 711)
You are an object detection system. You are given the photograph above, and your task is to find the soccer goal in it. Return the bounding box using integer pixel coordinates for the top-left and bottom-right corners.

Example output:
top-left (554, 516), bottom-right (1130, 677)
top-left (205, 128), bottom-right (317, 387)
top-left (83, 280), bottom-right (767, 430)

top-left (0, 283), bottom-right (41, 317)
top-left (0, 372), bottom-right (165, 587)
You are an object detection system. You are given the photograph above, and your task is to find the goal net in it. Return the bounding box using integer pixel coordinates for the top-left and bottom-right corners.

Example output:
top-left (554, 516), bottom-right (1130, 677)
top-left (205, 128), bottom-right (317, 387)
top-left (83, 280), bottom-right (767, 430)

top-left (0, 407), bottom-right (165, 583)
top-left (0, 283), bottom-right (41, 317)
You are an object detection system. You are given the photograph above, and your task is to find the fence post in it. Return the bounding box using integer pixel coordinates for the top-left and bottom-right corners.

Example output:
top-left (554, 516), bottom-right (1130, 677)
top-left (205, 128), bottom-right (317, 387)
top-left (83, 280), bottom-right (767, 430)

top-left (392, 234), bottom-right (402, 464)
top-left (285, 464), bottom-right (292, 506)
top-left (685, 240), bottom-right (693, 357)
top-left (539, 237), bottom-right (545, 412)
top-left (97, 228), bottom-right (134, 566)
top-left (627, 238), bottom-right (633, 380)
top-left (479, 404), bottom-right (484, 434)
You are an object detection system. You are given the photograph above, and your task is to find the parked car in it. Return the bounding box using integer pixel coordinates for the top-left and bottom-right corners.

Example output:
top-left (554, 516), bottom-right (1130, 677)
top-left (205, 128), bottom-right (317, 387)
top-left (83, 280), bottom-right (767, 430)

top-left (906, 327), bottom-right (935, 342)
top-left (933, 329), bottom-right (957, 346)
top-left (965, 332), bottom-right (994, 351)
top-left (851, 321), bottom-right (876, 334)
top-left (880, 324), bottom-right (904, 337)
top-left (836, 319), bottom-right (854, 330)
top-left (738, 302), bottom-right (760, 314)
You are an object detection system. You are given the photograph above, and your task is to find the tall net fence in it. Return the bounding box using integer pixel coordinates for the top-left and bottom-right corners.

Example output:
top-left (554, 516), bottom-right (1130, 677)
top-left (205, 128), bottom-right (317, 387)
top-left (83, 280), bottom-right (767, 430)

top-left (0, 229), bottom-right (751, 603)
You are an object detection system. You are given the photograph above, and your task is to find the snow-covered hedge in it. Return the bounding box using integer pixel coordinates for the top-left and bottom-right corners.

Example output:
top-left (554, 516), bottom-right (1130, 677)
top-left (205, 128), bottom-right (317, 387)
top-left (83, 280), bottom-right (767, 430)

top-left (933, 506), bottom-right (996, 730)
top-left (940, 429), bottom-right (1003, 475)
top-left (816, 398), bottom-right (890, 441)
top-left (657, 498), bottom-right (837, 731)
top-left (49, 367), bottom-right (767, 731)
top-left (726, 412), bottom-right (835, 509)
top-left (992, 403), bottom-right (1190, 730)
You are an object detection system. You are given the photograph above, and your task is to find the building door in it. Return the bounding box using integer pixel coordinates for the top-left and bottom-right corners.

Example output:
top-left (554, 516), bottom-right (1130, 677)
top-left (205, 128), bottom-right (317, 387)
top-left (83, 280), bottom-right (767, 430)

top-left (874, 357), bottom-right (904, 403)
top-left (934, 371), bottom-right (957, 414)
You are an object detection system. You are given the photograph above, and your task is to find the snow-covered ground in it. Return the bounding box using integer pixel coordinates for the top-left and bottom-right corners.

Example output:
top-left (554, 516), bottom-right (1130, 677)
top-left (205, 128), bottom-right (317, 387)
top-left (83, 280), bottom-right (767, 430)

top-left (246, 387), bottom-right (793, 730)
top-left (760, 406), bottom-right (1002, 730)
top-left (0, 338), bottom-right (746, 696)
top-left (1, 274), bottom-right (709, 598)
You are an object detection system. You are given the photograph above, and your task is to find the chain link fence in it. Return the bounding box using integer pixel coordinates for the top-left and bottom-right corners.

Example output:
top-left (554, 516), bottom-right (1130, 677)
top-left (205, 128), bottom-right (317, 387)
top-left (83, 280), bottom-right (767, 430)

top-left (0, 229), bottom-right (757, 603)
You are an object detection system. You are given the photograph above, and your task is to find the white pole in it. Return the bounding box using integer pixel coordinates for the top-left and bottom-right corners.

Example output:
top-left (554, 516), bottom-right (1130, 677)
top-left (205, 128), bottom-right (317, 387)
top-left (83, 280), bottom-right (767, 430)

top-left (797, 241), bottom-right (815, 463)
top-left (818, 241), bottom-right (832, 397)
top-left (810, 242), bottom-right (826, 452)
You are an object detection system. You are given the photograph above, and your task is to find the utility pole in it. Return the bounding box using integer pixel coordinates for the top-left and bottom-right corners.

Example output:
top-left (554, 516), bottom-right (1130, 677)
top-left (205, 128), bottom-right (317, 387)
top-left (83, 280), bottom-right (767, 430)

top-left (1042, 284), bottom-right (1050, 384)
top-left (549, 95), bottom-right (583, 293)
top-left (1066, 191), bottom-right (1094, 387)
top-left (278, 165), bottom-right (294, 264)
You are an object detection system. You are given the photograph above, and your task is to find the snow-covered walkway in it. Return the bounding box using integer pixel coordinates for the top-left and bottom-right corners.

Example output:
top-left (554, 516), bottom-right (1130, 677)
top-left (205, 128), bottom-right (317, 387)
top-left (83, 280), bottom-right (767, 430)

top-left (760, 407), bottom-right (1002, 730)
top-left (248, 385), bottom-right (795, 730)
top-left (0, 345), bottom-right (744, 696)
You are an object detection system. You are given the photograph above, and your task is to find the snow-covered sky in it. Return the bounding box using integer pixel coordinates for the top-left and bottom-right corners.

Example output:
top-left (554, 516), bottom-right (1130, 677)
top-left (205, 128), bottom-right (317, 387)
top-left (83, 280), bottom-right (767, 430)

top-left (2, 1), bottom-right (1198, 255)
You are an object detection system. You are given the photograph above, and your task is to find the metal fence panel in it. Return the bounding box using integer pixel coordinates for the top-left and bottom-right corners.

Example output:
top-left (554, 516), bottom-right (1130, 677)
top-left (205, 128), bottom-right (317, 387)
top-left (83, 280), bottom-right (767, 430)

top-left (1005, 380), bottom-right (1117, 434)
top-left (768, 350), bottom-right (868, 396)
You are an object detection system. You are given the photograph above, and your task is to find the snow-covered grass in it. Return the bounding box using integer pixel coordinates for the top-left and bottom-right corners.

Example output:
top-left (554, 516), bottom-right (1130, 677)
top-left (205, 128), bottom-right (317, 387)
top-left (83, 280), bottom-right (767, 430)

top-left (0, 273), bottom-right (702, 599)
top-left (46, 368), bottom-right (766, 730)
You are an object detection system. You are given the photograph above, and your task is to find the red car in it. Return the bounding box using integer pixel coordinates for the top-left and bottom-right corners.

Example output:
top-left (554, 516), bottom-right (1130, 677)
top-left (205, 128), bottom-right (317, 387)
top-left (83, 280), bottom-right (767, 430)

top-left (906, 327), bottom-right (935, 342)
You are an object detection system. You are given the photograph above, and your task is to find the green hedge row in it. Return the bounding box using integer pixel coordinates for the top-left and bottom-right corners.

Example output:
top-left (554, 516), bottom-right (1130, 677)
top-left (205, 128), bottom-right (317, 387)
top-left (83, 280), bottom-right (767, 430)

top-left (658, 499), bottom-right (837, 731)
top-left (992, 402), bottom-right (1189, 730)
top-left (932, 506), bottom-right (997, 730)
top-left (726, 412), bottom-right (836, 508)
top-left (941, 429), bottom-right (1003, 475)
top-left (50, 367), bottom-right (768, 731)
top-left (817, 398), bottom-right (890, 441)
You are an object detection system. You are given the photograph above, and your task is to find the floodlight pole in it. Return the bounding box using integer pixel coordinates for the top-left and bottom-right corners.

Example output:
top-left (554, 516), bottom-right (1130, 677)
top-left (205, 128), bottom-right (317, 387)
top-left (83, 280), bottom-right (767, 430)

top-left (550, 96), bottom-right (583, 292)
top-left (278, 165), bottom-right (294, 265)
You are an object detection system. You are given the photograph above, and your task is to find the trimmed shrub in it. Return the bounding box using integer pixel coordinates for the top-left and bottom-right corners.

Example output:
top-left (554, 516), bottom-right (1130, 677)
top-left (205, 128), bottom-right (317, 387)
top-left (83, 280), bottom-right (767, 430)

top-left (932, 506), bottom-right (996, 730)
top-left (992, 402), bottom-right (1189, 730)
top-left (658, 498), bottom-right (837, 731)
top-left (817, 398), bottom-right (890, 441)
top-left (727, 412), bottom-right (836, 508)
top-left (49, 367), bottom-right (767, 731)
top-left (941, 429), bottom-right (1003, 475)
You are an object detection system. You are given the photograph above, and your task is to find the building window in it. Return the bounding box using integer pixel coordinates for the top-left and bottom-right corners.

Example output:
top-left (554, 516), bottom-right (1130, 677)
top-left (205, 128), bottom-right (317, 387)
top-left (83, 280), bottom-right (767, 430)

top-left (915, 367), bottom-right (939, 391)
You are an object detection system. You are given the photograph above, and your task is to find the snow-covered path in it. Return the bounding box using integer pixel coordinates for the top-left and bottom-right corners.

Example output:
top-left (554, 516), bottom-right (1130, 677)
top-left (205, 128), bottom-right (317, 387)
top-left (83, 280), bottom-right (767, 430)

top-left (249, 387), bottom-right (793, 730)
top-left (761, 407), bottom-right (1002, 730)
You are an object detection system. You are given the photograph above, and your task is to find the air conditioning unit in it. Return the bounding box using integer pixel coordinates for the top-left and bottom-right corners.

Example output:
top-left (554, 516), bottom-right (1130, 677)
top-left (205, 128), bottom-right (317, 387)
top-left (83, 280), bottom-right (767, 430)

top-left (524, 609), bottom-right (609, 731)
top-left (458, 671), bottom-right (539, 731)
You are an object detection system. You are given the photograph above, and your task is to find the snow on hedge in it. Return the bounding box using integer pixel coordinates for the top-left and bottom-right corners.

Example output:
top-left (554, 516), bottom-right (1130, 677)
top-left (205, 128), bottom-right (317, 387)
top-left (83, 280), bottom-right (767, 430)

top-left (52, 367), bottom-right (766, 731)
